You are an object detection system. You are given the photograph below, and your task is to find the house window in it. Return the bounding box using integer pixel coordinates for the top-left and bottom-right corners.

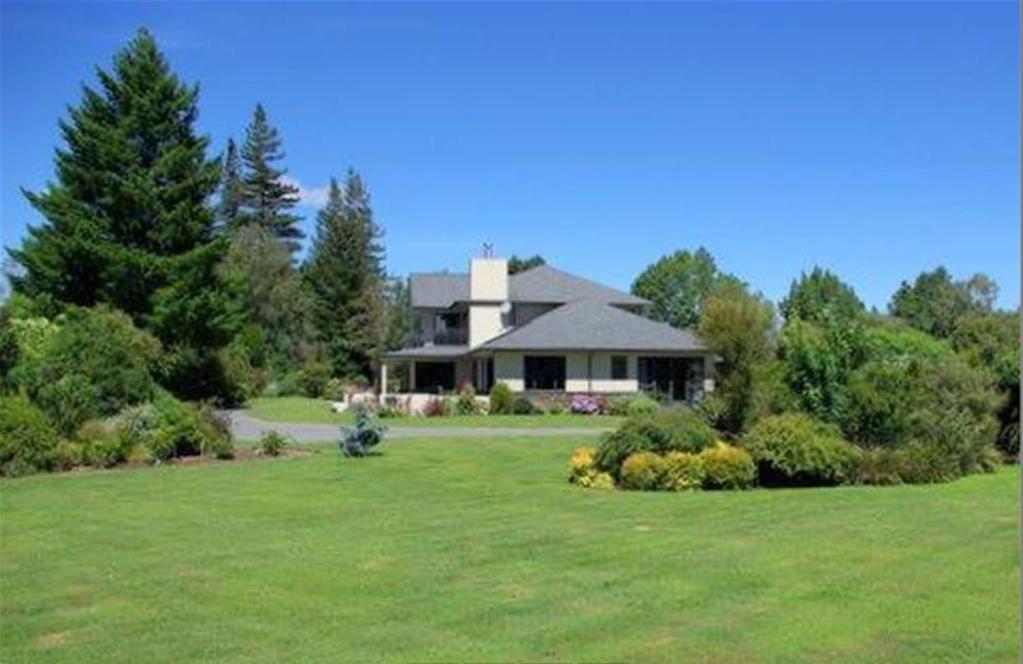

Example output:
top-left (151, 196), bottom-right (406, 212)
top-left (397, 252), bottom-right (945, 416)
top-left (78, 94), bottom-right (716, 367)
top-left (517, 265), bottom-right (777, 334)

top-left (524, 356), bottom-right (566, 390)
top-left (611, 355), bottom-right (628, 380)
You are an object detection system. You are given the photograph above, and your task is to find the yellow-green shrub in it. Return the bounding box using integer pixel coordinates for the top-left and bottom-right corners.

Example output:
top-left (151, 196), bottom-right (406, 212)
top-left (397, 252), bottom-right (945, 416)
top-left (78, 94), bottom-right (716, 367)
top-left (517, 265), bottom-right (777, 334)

top-left (620, 451), bottom-right (667, 491)
top-left (663, 451), bottom-right (705, 491)
top-left (568, 446), bottom-right (597, 482)
top-left (699, 442), bottom-right (756, 490)
top-left (586, 472), bottom-right (615, 490)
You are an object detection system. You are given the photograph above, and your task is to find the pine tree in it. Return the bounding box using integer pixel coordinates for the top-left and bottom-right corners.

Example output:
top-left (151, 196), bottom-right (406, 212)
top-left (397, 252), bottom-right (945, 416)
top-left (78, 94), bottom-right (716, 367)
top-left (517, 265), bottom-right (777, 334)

top-left (239, 104), bottom-right (303, 252)
top-left (7, 28), bottom-right (240, 400)
top-left (304, 171), bottom-right (385, 379)
top-left (217, 138), bottom-right (245, 231)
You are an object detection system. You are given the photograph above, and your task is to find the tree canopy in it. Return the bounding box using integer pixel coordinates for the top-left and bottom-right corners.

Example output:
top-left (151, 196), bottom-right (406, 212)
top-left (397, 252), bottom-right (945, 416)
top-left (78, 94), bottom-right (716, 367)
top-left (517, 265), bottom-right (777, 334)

top-left (780, 267), bottom-right (864, 324)
top-left (631, 247), bottom-right (739, 329)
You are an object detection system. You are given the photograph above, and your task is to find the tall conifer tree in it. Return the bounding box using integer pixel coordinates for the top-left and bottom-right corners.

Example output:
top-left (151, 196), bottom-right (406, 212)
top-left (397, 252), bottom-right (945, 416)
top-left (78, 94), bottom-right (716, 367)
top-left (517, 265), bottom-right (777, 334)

top-left (304, 171), bottom-right (385, 379)
top-left (217, 138), bottom-right (245, 231)
top-left (7, 28), bottom-right (240, 400)
top-left (239, 104), bottom-right (303, 252)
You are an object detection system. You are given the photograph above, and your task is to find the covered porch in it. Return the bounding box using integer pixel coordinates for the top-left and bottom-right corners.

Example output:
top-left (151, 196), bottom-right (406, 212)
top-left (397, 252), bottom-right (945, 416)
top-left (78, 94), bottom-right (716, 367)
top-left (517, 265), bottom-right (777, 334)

top-left (380, 347), bottom-right (494, 399)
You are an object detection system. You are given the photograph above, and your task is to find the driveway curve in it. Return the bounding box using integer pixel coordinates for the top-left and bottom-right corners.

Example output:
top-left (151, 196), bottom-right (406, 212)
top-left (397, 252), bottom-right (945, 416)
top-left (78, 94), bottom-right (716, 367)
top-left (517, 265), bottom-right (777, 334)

top-left (226, 410), bottom-right (611, 443)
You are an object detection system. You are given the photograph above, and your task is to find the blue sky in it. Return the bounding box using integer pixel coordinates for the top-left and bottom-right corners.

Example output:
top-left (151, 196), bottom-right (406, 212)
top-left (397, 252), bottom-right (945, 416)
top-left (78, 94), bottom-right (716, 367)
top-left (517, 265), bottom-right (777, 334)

top-left (1, 1), bottom-right (1018, 309)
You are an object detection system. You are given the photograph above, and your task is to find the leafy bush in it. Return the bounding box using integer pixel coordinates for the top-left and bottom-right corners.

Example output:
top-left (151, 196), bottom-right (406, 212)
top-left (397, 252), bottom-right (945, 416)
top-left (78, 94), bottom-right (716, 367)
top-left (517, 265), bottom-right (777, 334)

top-left (298, 361), bottom-right (332, 398)
top-left (75, 419), bottom-right (133, 468)
top-left (423, 396), bottom-right (449, 417)
top-left (322, 378), bottom-right (346, 401)
top-left (195, 403), bottom-right (234, 459)
top-left (10, 306), bottom-right (161, 434)
top-left (455, 384), bottom-right (481, 415)
top-left (259, 431), bottom-right (290, 457)
top-left (340, 406), bottom-right (386, 457)
top-left (570, 394), bottom-right (600, 415)
top-left (627, 395), bottom-right (660, 417)
top-left (34, 374), bottom-right (101, 436)
top-left (663, 451), bottom-right (705, 491)
top-left (620, 452), bottom-right (668, 491)
top-left (595, 410), bottom-right (718, 479)
top-left (742, 413), bottom-right (863, 487)
top-left (0, 394), bottom-right (62, 476)
top-left (512, 395), bottom-right (538, 415)
top-left (587, 472), bottom-right (615, 490)
top-left (489, 382), bottom-right (514, 415)
top-left (851, 448), bottom-right (906, 486)
top-left (699, 443), bottom-right (756, 490)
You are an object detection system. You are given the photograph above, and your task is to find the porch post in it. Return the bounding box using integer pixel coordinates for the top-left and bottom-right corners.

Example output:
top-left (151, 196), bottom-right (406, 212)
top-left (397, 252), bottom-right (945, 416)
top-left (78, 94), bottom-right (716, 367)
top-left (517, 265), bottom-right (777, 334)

top-left (380, 361), bottom-right (389, 399)
top-left (702, 354), bottom-right (716, 394)
top-left (409, 360), bottom-right (416, 392)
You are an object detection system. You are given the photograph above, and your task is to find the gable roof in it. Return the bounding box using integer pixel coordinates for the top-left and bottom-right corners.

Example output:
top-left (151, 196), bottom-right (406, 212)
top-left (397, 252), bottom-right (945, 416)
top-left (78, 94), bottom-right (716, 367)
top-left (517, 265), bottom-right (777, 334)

top-left (409, 264), bottom-right (648, 308)
top-left (509, 265), bottom-right (648, 305)
top-left (409, 272), bottom-right (469, 308)
top-left (481, 299), bottom-right (706, 352)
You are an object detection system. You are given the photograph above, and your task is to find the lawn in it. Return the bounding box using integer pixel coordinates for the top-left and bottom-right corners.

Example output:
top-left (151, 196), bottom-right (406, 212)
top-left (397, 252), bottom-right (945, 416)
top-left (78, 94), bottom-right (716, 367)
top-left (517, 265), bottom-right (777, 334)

top-left (1, 437), bottom-right (1018, 663)
top-left (245, 395), bottom-right (623, 428)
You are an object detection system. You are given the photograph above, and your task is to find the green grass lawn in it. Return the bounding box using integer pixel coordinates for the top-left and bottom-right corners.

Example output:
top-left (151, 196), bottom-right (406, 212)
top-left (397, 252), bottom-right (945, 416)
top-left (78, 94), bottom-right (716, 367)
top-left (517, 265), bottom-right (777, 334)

top-left (1, 437), bottom-right (1018, 663)
top-left (245, 395), bottom-right (623, 428)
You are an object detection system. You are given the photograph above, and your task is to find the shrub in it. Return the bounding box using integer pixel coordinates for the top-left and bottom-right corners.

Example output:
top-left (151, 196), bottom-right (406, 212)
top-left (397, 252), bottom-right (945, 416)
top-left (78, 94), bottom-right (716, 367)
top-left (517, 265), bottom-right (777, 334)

top-left (52, 441), bottom-right (84, 472)
top-left (568, 446), bottom-right (598, 484)
top-left (489, 382), bottom-right (515, 415)
top-left (379, 396), bottom-right (409, 419)
top-left (298, 361), bottom-right (332, 398)
top-left (0, 394), bottom-right (62, 476)
top-left (195, 403), bottom-right (234, 460)
top-left (547, 398), bottom-right (567, 415)
top-left (620, 452), bottom-right (668, 490)
top-left (75, 419), bottom-right (132, 468)
top-left (742, 413), bottom-right (863, 487)
top-left (588, 472), bottom-right (616, 490)
top-left (34, 373), bottom-right (101, 436)
top-left (340, 406), bottom-right (386, 457)
top-left (16, 306), bottom-right (161, 421)
top-left (606, 395), bottom-right (634, 417)
top-left (663, 451), bottom-right (705, 491)
top-left (512, 395), bottom-right (538, 415)
top-left (259, 431), bottom-right (290, 457)
top-left (627, 395), bottom-right (660, 417)
top-left (851, 448), bottom-right (905, 486)
top-left (570, 394), bottom-right (600, 415)
top-left (700, 443), bottom-right (756, 490)
top-left (595, 410), bottom-right (718, 479)
top-left (322, 378), bottom-right (346, 401)
top-left (455, 384), bottom-right (481, 415)
top-left (423, 396), bottom-right (449, 417)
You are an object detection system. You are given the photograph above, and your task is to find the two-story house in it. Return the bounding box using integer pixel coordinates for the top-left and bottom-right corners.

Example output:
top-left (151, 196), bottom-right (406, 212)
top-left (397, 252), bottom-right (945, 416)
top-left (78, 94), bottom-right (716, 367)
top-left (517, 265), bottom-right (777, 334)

top-left (381, 256), bottom-right (716, 403)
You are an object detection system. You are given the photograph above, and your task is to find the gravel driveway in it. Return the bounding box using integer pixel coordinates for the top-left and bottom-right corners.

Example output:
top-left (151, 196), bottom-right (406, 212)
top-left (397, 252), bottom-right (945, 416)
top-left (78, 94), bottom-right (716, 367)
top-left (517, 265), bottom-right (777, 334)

top-left (226, 410), bottom-right (611, 443)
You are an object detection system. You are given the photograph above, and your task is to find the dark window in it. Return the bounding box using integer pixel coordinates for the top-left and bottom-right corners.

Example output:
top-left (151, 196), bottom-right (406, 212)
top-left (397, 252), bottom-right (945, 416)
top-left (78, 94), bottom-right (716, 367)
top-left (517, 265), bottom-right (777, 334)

top-left (524, 356), bottom-right (566, 390)
top-left (611, 355), bottom-right (628, 380)
top-left (415, 362), bottom-right (456, 393)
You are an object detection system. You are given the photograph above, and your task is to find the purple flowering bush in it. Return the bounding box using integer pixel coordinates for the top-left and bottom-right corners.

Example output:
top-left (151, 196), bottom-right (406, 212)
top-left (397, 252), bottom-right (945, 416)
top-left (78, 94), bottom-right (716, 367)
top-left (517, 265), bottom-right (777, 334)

top-left (570, 394), bottom-right (600, 415)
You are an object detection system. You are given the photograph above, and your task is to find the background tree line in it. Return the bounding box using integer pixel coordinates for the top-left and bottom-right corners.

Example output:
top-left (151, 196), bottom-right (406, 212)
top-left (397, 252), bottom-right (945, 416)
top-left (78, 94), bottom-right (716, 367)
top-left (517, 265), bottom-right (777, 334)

top-left (631, 249), bottom-right (1020, 459)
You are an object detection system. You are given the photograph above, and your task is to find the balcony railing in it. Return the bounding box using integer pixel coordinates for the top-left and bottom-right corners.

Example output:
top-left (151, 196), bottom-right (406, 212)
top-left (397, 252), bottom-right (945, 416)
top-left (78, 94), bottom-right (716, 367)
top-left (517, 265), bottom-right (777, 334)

top-left (422, 328), bottom-right (467, 346)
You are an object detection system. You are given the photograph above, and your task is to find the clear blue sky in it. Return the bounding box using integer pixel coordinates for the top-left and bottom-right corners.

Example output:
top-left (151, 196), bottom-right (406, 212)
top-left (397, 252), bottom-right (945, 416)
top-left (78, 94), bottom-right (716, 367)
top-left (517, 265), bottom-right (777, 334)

top-left (1, 1), bottom-right (1018, 309)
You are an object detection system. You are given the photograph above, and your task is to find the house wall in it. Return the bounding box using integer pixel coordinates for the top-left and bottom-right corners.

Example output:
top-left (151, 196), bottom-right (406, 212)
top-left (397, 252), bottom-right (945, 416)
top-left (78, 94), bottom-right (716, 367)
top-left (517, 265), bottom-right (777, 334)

top-left (493, 351), bottom-right (639, 393)
top-left (492, 351), bottom-right (715, 395)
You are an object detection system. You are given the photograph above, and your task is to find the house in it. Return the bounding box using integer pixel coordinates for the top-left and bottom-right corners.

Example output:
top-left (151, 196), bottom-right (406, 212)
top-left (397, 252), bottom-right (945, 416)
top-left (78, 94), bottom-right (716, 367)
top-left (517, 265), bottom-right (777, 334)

top-left (381, 256), bottom-right (716, 404)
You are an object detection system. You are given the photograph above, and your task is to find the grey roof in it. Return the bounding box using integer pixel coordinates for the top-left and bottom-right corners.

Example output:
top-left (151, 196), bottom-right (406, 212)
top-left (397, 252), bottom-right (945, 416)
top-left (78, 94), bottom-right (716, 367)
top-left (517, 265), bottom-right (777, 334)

top-left (409, 272), bottom-right (469, 308)
top-left (509, 265), bottom-right (648, 305)
top-left (481, 300), bottom-right (707, 352)
top-left (384, 345), bottom-right (469, 360)
top-left (409, 264), bottom-right (648, 308)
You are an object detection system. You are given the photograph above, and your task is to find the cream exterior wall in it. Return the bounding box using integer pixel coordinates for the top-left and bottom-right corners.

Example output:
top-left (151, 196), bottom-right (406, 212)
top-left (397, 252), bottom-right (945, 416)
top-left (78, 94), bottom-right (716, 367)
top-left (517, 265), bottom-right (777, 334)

top-left (469, 305), bottom-right (505, 347)
top-left (493, 351), bottom-right (640, 393)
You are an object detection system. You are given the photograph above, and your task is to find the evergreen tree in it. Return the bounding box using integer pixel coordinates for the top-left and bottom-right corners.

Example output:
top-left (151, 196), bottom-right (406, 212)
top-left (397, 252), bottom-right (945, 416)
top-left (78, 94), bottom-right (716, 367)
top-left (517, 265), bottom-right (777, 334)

top-left (7, 28), bottom-right (240, 401)
top-left (217, 138), bottom-right (245, 231)
top-left (304, 171), bottom-right (385, 379)
top-left (631, 247), bottom-right (741, 329)
top-left (239, 104), bottom-right (303, 252)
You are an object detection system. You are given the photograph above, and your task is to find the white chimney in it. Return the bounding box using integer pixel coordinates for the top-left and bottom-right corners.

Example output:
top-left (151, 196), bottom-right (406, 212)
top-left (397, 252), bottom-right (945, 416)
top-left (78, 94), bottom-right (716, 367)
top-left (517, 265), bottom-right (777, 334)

top-left (468, 257), bottom-right (508, 346)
